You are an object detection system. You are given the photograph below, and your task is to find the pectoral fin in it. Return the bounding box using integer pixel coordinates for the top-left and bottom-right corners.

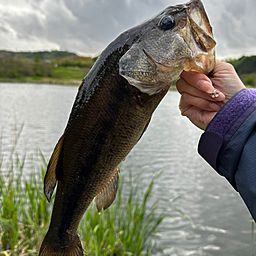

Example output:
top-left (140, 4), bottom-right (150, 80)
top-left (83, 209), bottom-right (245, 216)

top-left (44, 135), bottom-right (65, 202)
top-left (94, 167), bottom-right (120, 212)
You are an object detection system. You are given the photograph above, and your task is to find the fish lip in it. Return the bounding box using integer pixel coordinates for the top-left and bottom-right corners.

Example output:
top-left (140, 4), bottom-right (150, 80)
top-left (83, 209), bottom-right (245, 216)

top-left (185, 0), bottom-right (216, 51)
top-left (185, 0), bottom-right (213, 36)
top-left (182, 0), bottom-right (216, 73)
top-left (181, 29), bottom-right (215, 74)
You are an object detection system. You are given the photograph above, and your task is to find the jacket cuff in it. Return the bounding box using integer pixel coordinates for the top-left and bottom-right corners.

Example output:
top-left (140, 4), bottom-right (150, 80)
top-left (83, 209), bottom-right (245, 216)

top-left (198, 89), bottom-right (256, 170)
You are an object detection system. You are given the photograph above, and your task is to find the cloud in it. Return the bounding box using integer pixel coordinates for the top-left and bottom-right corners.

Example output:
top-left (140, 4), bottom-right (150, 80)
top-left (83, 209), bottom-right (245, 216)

top-left (211, 0), bottom-right (256, 58)
top-left (0, 0), bottom-right (255, 59)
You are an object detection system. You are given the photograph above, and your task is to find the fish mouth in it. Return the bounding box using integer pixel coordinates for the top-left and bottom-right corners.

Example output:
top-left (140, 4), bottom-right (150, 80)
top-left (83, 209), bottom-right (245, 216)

top-left (141, 0), bottom-right (216, 75)
top-left (186, 0), bottom-right (216, 52)
top-left (119, 0), bottom-right (216, 95)
top-left (183, 0), bottom-right (216, 74)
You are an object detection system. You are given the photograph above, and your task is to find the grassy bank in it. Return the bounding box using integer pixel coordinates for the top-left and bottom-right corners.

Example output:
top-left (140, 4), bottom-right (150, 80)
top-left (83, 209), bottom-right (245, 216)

top-left (0, 51), bottom-right (94, 86)
top-left (0, 66), bottom-right (90, 86)
top-left (0, 137), bottom-right (167, 255)
top-left (1, 50), bottom-right (256, 87)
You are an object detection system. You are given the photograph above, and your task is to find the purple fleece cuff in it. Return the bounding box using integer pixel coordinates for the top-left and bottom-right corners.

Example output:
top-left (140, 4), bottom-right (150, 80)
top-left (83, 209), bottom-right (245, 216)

top-left (206, 89), bottom-right (256, 147)
top-left (198, 89), bottom-right (256, 170)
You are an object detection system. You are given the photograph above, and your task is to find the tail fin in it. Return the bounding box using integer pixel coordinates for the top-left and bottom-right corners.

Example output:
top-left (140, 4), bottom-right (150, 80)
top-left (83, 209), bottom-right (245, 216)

top-left (39, 233), bottom-right (83, 256)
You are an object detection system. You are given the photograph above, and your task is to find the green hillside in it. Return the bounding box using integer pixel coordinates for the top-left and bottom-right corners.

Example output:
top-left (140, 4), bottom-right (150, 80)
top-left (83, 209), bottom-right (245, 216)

top-left (0, 50), bottom-right (76, 60)
top-left (0, 50), bottom-right (97, 85)
top-left (227, 55), bottom-right (256, 86)
top-left (0, 50), bottom-right (256, 86)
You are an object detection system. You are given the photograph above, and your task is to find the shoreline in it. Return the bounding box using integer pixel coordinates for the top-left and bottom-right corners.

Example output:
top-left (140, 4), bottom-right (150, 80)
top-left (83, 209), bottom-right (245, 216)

top-left (0, 77), bottom-right (82, 86)
top-left (0, 78), bottom-right (178, 90)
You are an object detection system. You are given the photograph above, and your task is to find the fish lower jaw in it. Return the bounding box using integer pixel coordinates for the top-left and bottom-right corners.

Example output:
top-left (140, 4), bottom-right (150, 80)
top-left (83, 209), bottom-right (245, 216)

top-left (183, 53), bottom-right (215, 75)
top-left (123, 76), bottom-right (164, 96)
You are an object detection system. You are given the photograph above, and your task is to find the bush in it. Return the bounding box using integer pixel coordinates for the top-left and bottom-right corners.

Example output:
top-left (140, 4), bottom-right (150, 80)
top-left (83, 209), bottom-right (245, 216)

top-left (0, 57), bottom-right (54, 78)
top-left (244, 76), bottom-right (255, 87)
top-left (227, 56), bottom-right (256, 75)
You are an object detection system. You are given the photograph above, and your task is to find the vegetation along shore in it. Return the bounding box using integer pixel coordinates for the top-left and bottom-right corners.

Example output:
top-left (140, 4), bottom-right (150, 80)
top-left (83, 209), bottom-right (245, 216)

top-left (0, 50), bottom-right (96, 86)
top-left (0, 148), bottom-right (167, 255)
top-left (0, 50), bottom-right (256, 87)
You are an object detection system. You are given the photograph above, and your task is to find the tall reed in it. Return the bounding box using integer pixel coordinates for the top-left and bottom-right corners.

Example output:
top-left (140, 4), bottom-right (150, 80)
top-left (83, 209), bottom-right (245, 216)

top-left (79, 172), bottom-right (165, 256)
top-left (0, 143), bottom-right (52, 255)
top-left (0, 129), bottom-right (166, 255)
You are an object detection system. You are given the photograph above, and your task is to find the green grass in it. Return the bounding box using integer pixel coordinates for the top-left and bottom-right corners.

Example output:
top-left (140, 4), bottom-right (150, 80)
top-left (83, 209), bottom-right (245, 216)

top-left (0, 126), bottom-right (52, 255)
top-left (0, 129), bottom-right (168, 255)
top-left (51, 67), bottom-right (90, 80)
top-left (79, 172), bottom-right (165, 256)
top-left (0, 67), bottom-right (91, 86)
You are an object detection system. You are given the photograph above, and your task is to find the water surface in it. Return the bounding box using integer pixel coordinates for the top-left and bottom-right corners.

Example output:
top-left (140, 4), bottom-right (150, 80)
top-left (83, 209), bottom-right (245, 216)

top-left (0, 83), bottom-right (254, 255)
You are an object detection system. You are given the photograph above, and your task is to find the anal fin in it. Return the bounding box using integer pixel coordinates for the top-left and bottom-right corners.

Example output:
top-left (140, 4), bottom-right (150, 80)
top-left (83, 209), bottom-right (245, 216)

top-left (94, 167), bottom-right (120, 213)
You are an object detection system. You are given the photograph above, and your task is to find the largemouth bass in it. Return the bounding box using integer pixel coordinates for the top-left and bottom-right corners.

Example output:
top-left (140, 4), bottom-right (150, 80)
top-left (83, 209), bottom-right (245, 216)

top-left (39, 0), bottom-right (216, 255)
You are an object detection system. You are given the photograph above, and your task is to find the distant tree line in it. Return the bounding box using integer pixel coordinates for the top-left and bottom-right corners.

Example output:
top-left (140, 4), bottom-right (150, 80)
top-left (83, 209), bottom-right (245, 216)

top-left (0, 56), bottom-right (53, 78)
top-left (0, 50), bottom-right (97, 79)
top-left (227, 56), bottom-right (256, 75)
top-left (0, 50), bottom-right (255, 85)
top-left (0, 50), bottom-right (76, 60)
top-left (227, 55), bottom-right (256, 86)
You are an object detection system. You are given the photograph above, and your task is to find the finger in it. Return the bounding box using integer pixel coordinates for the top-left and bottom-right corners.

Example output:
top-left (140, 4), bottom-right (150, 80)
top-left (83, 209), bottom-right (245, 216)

top-left (177, 77), bottom-right (211, 99)
top-left (184, 106), bottom-right (217, 131)
top-left (180, 71), bottom-right (214, 93)
top-left (179, 93), bottom-right (221, 115)
top-left (176, 78), bottom-right (225, 102)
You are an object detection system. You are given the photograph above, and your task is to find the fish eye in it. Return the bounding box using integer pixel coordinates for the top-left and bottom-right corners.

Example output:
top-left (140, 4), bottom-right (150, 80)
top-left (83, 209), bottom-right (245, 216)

top-left (159, 16), bottom-right (175, 31)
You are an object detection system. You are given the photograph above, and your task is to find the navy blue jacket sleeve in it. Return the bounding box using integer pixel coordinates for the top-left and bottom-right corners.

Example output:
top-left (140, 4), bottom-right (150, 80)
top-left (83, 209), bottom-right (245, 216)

top-left (198, 89), bottom-right (256, 220)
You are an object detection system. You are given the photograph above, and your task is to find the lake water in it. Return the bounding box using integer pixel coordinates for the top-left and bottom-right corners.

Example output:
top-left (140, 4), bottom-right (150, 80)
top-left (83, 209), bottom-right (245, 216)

top-left (0, 83), bottom-right (254, 256)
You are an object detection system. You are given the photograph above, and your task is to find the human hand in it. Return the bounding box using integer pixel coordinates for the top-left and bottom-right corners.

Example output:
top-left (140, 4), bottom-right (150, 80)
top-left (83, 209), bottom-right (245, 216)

top-left (208, 60), bottom-right (246, 102)
top-left (176, 60), bottom-right (246, 130)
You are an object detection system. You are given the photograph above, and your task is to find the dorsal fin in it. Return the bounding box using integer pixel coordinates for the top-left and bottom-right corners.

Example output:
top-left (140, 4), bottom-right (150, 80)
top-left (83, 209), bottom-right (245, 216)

top-left (94, 167), bottom-right (120, 212)
top-left (44, 135), bottom-right (65, 202)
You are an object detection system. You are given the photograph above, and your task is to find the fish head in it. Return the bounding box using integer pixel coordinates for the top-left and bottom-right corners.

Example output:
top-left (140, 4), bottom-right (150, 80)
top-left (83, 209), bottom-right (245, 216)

top-left (119, 0), bottom-right (216, 95)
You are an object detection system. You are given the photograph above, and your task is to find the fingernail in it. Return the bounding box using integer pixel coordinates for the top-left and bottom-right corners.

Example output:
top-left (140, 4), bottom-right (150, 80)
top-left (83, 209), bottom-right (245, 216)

top-left (211, 90), bottom-right (219, 98)
top-left (210, 90), bottom-right (225, 100)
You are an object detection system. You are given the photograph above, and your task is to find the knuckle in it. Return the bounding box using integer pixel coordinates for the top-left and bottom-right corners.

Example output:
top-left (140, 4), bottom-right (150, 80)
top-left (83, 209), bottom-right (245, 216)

top-left (181, 92), bottom-right (190, 101)
top-left (225, 62), bottom-right (235, 72)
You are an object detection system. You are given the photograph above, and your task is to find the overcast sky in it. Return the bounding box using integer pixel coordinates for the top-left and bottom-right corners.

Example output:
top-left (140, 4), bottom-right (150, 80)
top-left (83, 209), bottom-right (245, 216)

top-left (0, 0), bottom-right (255, 59)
